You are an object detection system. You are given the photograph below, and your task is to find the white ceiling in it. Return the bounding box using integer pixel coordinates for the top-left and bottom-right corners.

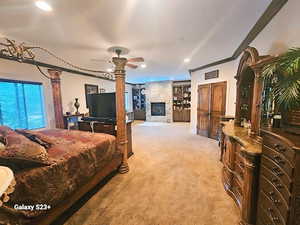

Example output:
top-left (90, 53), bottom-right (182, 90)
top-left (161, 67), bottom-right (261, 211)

top-left (0, 0), bottom-right (271, 83)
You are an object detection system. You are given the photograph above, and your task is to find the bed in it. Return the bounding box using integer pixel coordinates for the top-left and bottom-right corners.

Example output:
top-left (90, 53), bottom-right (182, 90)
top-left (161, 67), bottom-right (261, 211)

top-left (0, 127), bottom-right (122, 225)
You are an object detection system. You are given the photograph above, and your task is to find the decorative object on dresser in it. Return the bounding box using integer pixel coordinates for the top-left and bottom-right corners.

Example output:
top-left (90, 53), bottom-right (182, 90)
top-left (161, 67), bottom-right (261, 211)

top-left (84, 84), bottom-right (99, 108)
top-left (197, 81), bottom-right (226, 139)
top-left (173, 81), bottom-right (191, 122)
top-left (74, 98), bottom-right (80, 115)
top-left (132, 84), bottom-right (146, 120)
top-left (257, 128), bottom-right (300, 225)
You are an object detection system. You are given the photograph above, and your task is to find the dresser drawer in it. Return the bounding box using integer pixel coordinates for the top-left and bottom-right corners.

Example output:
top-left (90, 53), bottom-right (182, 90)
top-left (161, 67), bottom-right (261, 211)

top-left (257, 204), bottom-right (282, 225)
top-left (263, 134), bottom-right (295, 164)
top-left (258, 191), bottom-right (286, 225)
top-left (232, 176), bottom-right (243, 207)
top-left (260, 165), bottom-right (291, 205)
top-left (261, 156), bottom-right (293, 190)
top-left (259, 175), bottom-right (289, 222)
top-left (222, 167), bottom-right (233, 188)
top-left (263, 146), bottom-right (294, 177)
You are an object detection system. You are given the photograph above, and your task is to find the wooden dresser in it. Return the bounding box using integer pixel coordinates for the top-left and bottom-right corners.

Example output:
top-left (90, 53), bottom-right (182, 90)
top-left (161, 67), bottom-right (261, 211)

top-left (257, 129), bottom-right (300, 225)
top-left (221, 121), bottom-right (261, 225)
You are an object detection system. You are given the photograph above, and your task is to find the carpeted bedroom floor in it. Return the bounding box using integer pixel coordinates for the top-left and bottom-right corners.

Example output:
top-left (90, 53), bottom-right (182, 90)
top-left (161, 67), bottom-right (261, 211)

top-left (65, 122), bottom-right (239, 225)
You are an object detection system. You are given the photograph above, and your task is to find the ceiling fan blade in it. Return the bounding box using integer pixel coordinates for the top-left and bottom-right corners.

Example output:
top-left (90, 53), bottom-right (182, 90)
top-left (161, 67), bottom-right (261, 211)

top-left (127, 57), bottom-right (144, 63)
top-left (126, 63), bottom-right (138, 69)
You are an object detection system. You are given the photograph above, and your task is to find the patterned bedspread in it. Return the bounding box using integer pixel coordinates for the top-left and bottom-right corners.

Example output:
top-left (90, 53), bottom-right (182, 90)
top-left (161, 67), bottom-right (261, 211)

top-left (3, 129), bottom-right (119, 218)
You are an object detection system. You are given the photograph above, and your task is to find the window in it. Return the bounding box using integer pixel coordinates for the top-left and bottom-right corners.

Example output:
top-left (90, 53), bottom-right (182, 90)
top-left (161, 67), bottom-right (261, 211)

top-left (0, 79), bottom-right (46, 129)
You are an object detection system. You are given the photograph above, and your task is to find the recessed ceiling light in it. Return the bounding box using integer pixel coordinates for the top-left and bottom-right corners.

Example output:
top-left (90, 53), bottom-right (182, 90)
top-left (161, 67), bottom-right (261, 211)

top-left (141, 64), bottom-right (147, 68)
top-left (35, 1), bottom-right (52, 12)
top-left (107, 68), bottom-right (113, 73)
top-left (184, 58), bottom-right (190, 63)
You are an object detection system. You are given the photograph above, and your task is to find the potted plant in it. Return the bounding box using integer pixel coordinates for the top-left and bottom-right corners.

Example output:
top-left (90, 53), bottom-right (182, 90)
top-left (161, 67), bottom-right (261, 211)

top-left (262, 47), bottom-right (300, 133)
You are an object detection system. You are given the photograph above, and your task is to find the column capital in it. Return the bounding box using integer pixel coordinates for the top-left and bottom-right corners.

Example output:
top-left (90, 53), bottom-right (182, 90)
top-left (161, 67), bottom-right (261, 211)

top-left (48, 69), bottom-right (62, 80)
top-left (112, 57), bottom-right (127, 75)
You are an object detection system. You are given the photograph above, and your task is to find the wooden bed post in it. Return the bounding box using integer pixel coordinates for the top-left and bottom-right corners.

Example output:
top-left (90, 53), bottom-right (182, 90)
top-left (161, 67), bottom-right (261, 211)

top-left (48, 69), bottom-right (64, 129)
top-left (112, 57), bottom-right (129, 174)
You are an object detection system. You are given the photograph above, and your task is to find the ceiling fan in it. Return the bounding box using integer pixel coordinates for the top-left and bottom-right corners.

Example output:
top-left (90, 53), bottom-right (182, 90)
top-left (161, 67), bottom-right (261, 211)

top-left (91, 46), bottom-right (144, 70)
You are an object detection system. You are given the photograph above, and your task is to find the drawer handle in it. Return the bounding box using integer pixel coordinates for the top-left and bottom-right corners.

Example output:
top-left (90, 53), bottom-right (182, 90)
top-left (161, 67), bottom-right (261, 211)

top-left (273, 155), bottom-right (285, 165)
top-left (267, 208), bottom-right (280, 223)
top-left (269, 192), bottom-right (281, 205)
top-left (272, 167), bottom-right (284, 176)
top-left (271, 178), bottom-right (283, 189)
top-left (274, 144), bottom-right (286, 153)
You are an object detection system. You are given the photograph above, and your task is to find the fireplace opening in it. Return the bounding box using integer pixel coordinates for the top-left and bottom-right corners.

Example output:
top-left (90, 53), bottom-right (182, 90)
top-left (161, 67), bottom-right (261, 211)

top-left (151, 102), bottom-right (166, 116)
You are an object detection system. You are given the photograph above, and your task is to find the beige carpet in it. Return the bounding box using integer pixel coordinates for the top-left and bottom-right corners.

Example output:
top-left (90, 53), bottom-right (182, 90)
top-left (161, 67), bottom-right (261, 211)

top-left (65, 122), bottom-right (239, 225)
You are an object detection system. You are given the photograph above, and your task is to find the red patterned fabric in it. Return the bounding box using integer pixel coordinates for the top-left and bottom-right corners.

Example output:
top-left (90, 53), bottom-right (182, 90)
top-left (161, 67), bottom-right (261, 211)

top-left (4, 129), bottom-right (119, 218)
top-left (0, 126), bottom-right (51, 171)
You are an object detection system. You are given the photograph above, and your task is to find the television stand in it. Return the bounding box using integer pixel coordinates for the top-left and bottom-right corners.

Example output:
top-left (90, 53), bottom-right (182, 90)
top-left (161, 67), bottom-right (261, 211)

top-left (82, 116), bottom-right (116, 124)
top-left (77, 119), bottom-right (133, 158)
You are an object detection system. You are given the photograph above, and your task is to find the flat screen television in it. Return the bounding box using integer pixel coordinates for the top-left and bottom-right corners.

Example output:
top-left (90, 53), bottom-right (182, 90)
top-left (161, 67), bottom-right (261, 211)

top-left (89, 93), bottom-right (116, 119)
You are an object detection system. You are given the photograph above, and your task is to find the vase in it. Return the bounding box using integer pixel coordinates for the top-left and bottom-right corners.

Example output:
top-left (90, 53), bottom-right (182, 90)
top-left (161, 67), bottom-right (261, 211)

top-left (74, 98), bottom-right (80, 115)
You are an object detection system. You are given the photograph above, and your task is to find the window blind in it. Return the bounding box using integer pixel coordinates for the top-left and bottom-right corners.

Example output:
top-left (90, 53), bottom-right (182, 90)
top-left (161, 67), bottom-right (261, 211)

top-left (0, 80), bottom-right (45, 129)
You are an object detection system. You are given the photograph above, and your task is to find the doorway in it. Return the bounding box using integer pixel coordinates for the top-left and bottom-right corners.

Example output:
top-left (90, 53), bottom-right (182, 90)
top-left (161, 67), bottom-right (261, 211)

top-left (197, 81), bottom-right (227, 140)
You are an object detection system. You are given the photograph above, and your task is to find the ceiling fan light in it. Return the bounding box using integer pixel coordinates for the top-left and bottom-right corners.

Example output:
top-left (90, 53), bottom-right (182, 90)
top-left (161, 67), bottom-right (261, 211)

top-left (141, 64), bottom-right (147, 68)
top-left (184, 58), bottom-right (190, 63)
top-left (35, 1), bottom-right (52, 12)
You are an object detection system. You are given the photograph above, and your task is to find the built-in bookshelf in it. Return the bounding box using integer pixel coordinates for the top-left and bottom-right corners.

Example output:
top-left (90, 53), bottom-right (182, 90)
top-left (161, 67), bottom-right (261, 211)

top-left (132, 85), bottom-right (146, 120)
top-left (173, 81), bottom-right (191, 122)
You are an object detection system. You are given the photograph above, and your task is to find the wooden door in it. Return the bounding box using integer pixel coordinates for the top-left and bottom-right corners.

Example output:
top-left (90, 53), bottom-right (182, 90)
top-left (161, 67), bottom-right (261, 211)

top-left (197, 84), bottom-right (210, 137)
top-left (197, 81), bottom-right (226, 139)
top-left (210, 82), bottom-right (227, 139)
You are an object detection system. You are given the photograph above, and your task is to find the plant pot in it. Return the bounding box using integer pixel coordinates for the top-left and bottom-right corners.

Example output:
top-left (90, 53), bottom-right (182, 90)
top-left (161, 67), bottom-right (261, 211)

top-left (282, 110), bottom-right (300, 135)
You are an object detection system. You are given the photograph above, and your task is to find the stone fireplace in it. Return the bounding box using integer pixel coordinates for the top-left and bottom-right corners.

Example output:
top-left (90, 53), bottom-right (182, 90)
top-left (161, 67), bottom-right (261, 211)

top-left (145, 81), bottom-right (172, 122)
top-left (151, 102), bottom-right (166, 116)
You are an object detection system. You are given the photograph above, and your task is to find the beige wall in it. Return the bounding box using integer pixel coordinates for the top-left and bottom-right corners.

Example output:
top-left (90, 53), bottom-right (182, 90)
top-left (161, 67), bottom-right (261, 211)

top-left (190, 0), bottom-right (300, 134)
top-left (0, 59), bottom-right (133, 128)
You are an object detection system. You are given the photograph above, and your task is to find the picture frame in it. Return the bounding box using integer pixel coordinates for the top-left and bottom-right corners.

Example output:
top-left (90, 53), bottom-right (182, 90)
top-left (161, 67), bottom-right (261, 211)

top-left (84, 84), bottom-right (99, 108)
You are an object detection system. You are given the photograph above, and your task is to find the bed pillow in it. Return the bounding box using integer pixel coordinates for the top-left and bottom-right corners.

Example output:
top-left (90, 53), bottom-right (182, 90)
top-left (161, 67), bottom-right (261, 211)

top-left (0, 127), bottom-right (52, 171)
top-left (0, 126), bottom-right (13, 143)
top-left (16, 129), bottom-right (52, 149)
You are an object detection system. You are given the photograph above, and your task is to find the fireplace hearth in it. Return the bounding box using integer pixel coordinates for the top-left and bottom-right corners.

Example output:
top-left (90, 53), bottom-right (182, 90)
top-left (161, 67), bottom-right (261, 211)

top-left (151, 102), bottom-right (166, 116)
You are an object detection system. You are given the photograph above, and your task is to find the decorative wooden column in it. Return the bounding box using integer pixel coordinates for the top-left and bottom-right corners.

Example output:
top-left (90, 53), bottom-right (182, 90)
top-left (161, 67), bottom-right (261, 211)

top-left (112, 57), bottom-right (129, 174)
top-left (249, 68), bottom-right (264, 138)
top-left (48, 69), bottom-right (64, 129)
